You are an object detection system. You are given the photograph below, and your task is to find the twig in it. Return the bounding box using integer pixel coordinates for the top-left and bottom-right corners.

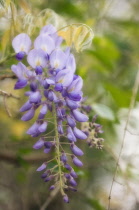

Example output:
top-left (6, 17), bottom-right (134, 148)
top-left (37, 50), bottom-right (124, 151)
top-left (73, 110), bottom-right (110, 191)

top-left (40, 186), bottom-right (60, 210)
top-left (107, 70), bottom-right (139, 210)
top-left (126, 129), bottom-right (139, 136)
top-left (3, 95), bottom-right (12, 117)
top-left (0, 74), bottom-right (16, 80)
top-left (0, 89), bottom-right (20, 99)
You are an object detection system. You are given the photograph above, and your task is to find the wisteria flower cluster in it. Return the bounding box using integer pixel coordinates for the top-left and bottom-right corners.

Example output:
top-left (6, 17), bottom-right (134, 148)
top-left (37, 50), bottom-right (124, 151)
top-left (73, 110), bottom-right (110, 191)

top-left (11, 24), bottom-right (103, 203)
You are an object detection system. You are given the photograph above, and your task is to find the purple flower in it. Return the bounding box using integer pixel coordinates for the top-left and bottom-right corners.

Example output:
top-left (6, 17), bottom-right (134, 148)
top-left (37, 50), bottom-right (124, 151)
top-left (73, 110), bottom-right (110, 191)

top-left (58, 120), bottom-right (64, 134)
top-left (66, 54), bottom-right (76, 73)
top-left (40, 104), bottom-right (48, 115)
top-left (20, 100), bottom-right (32, 112)
top-left (63, 194), bottom-right (69, 203)
top-left (36, 163), bottom-right (47, 171)
top-left (34, 34), bottom-right (55, 54)
top-left (27, 49), bottom-right (47, 70)
top-left (70, 144), bottom-right (84, 156)
top-left (33, 138), bottom-right (44, 149)
top-left (21, 108), bottom-right (35, 121)
top-left (70, 170), bottom-right (77, 178)
top-left (44, 141), bottom-right (53, 148)
top-left (68, 76), bottom-right (83, 93)
top-left (11, 62), bottom-right (28, 89)
top-left (49, 185), bottom-right (55, 190)
top-left (55, 69), bottom-right (73, 87)
top-left (38, 121), bottom-right (47, 133)
top-left (67, 127), bottom-right (76, 142)
top-left (40, 24), bottom-right (56, 35)
top-left (60, 152), bottom-right (67, 163)
top-left (27, 122), bottom-right (40, 136)
top-left (67, 115), bottom-right (76, 128)
top-left (64, 164), bottom-right (72, 171)
top-left (11, 23), bottom-right (101, 203)
top-left (50, 49), bottom-right (66, 70)
top-left (72, 110), bottom-right (88, 122)
top-left (12, 33), bottom-right (31, 59)
top-left (73, 127), bottom-right (87, 140)
top-left (44, 148), bottom-right (51, 153)
top-left (72, 157), bottom-right (83, 167)
top-left (69, 178), bottom-right (77, 186)
top-left (66, 98), bottom-right (79, 110)
top-left (29, 91), bottom-right (42, 103)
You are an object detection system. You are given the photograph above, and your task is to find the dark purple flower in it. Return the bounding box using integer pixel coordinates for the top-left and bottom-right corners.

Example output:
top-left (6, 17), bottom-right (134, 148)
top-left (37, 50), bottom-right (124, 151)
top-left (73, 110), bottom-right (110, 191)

top-left (16, 51), bottom-right (25, 60)
top-left (44, 141), bottom-right (52, 148)
top-left (14, 79), bottom-right (28, 89)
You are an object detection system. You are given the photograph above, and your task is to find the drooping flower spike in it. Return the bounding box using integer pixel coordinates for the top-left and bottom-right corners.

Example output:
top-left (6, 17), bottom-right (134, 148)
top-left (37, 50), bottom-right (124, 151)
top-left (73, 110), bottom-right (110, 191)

top-left (11, 24), bottom-right (104, 203)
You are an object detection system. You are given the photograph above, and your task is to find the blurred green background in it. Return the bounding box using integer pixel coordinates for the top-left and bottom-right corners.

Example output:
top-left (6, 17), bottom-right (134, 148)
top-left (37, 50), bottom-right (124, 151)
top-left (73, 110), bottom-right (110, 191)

top-left (0, 0), bottom-right (139, 210)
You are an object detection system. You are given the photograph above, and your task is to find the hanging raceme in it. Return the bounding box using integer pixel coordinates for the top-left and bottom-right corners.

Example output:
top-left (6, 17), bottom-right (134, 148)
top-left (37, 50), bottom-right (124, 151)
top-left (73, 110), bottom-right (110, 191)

top-left (11, 24), bottom-right (103, 203)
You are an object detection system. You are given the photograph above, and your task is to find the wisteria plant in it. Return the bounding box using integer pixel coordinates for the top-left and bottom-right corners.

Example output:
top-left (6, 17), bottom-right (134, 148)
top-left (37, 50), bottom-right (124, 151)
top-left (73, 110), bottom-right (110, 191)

top-left (11, 24), bottom-right (104, 203)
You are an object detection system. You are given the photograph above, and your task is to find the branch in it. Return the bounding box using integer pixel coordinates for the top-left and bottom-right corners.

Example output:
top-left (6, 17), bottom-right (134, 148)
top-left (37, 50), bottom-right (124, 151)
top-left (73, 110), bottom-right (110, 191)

top-left (0, 89), bottom-right (20, 99)
top-left (0, 74), bottom-right (16, 80)
top-left (107, 69), bottom-right (139, 210)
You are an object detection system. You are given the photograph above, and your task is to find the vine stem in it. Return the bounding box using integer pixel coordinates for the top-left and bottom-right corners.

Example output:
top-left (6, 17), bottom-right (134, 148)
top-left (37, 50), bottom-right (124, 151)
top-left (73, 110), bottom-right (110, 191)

top-left (107, 69), bottom-right (139, 210)
top-left (53, 102), bottom-right (64, 195)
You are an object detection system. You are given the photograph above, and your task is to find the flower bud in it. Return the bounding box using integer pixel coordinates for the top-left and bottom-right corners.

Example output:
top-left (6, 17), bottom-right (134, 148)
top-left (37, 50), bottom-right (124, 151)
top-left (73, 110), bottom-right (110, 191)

top-left (33, 138), bottom-right (44, 149)
top-left (36, 163), bottom-right (47, 171)
top-left (70, 144), bottom-right (84, 156)
top-left (63, 194), bottom-right (69, 203)
top-left (72, 157), bottom-right (83, 167)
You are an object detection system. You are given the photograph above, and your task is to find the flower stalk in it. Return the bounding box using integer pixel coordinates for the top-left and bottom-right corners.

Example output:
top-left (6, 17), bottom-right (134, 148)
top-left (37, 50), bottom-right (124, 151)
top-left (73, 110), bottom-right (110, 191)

top-left (53, 102), bottom-right (64, 195)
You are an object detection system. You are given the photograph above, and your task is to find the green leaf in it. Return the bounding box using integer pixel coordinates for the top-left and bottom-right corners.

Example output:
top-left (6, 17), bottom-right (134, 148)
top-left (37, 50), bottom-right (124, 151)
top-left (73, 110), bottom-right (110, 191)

top-left (104, 83), bottom-right (131, 107)
top-left (92, 103), bottom-right (115, 121)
